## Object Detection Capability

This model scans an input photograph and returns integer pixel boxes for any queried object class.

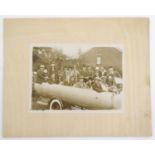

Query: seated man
[86,77,93,89]
[92,77,103,93]
[73,77,87,89]
[106,75,118,93]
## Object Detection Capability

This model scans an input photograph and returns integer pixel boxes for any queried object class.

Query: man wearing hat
[86,77,93,89]
[37,64,46,83]
[73,76,87,89]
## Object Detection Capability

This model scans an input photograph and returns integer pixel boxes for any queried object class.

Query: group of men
[33,63,122,93]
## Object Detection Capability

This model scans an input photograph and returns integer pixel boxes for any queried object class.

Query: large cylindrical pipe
[34,83,122,110]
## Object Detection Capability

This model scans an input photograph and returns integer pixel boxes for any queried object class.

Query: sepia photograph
[31,44,123,111]
[3,18,151,137]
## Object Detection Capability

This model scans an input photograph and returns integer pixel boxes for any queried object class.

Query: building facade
[79,47,122,72]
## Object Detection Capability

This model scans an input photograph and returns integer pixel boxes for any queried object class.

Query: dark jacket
[92,81,103,93]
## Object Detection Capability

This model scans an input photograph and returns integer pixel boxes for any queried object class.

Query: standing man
[37,65,46,84]
[71,65,80,83]
[48,63,57,84]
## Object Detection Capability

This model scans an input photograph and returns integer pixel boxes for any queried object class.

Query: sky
[48,44,93,58]
[35,44,123,58]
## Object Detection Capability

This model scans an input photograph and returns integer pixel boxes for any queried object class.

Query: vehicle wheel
[49,98,63,110]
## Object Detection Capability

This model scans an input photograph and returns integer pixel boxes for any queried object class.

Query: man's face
[101,67,105,71]
[83,67,86,71]
[95,79,99,83]
[40,67,44,71]
[109,68,114,74]
[88,67,91,70]
[80,78,83,82]
[88,79,92,83]
[74,65,76,69]
[108,76,113,81]
[95,72,99,76]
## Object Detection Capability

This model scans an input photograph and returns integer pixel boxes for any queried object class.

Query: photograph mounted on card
[3,18,151,137]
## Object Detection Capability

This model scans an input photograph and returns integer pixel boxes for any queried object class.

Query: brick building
[79,47,122,72]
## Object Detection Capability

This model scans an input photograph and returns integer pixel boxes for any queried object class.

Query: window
[96,56,101,65]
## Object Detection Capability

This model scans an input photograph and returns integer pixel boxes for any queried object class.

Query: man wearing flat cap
[73,76,87,89]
